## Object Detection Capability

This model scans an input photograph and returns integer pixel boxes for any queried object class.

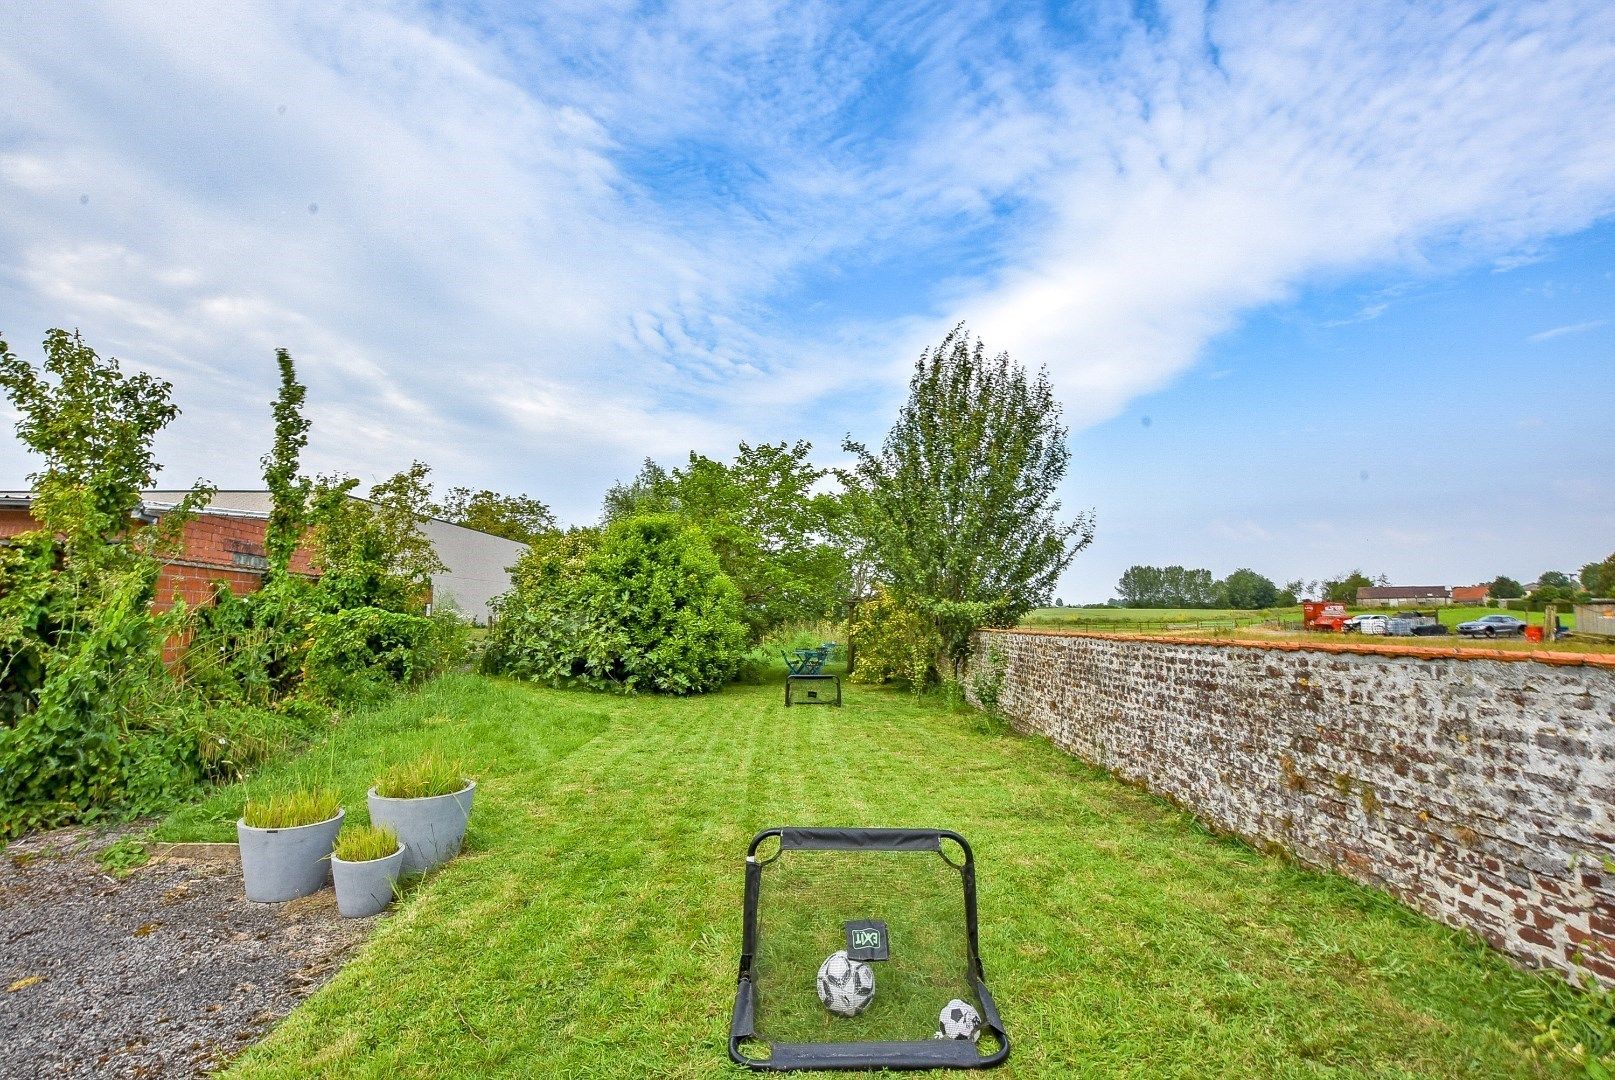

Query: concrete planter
[367,780,475,874]
[331,844,406,918]
[237,808,344,902]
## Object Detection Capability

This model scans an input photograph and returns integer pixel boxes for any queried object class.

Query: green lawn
[161,673,1587,1078]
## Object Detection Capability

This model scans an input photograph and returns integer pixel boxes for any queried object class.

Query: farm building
[0,488,525,624]
[1357,585,1451,607]
[1449,585,1489,604]
[1574,600,1615,639]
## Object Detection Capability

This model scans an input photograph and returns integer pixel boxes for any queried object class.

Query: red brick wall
[0,508,35,538]
[972,629,1615,986]
[1,506,318,608]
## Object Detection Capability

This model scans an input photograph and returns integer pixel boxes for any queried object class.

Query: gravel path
[0,826,374,1078]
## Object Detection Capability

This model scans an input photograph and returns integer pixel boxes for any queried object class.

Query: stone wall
[972,629,1615,984]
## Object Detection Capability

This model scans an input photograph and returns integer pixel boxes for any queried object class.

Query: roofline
[8,488,528,544]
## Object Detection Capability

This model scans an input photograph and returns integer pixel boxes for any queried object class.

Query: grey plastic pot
[367,780,475,874]
[237,808,344,903]
[331,844,406,918]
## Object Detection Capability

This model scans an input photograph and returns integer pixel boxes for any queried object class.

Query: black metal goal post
[729,827,1010,1071]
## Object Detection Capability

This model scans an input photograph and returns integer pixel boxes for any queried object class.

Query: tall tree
[310,462,445,613]
[842,324,1094,673]
[261,349,314,580]
[1117,565,1168,607]
[1487,575,1525,600]
[601,459,677,523]
[1324,570,1375,603]
[1580,555,1615,597]
[668,441,848,639]
[1220,568,1280,609]
[436,487,555,544]
[0,329,209,553]
[1537,569,1575,590]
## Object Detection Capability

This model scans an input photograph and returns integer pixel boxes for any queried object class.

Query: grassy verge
[171,673,1588,1078]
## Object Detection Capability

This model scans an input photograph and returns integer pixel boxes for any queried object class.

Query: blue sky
[2,1,1612,600]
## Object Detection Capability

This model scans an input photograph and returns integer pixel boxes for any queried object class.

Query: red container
[1524,626,1544,643]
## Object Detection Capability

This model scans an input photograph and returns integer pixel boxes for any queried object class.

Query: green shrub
[305,606,469,705]
[375,752,468,798]
[847,587,939,690]
[333,824,400,862]
[486,515,748,694]
[242,788,340,828]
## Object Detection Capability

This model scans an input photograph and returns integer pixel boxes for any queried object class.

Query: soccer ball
[816,950,875,1017]
[934,998,982,1042]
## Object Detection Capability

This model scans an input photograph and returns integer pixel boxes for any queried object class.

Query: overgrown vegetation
[0,332,467,836]
[484,515,748,694]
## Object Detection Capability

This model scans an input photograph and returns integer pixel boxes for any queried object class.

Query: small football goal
[728,827,1010,1071]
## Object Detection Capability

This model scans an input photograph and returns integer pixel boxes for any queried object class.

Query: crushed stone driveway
[0,825,373,1078]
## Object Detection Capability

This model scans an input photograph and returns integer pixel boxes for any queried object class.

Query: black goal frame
[729,827,1011,1071]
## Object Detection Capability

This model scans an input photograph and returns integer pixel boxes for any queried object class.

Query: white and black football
[934,998,982,1042]
[815,950,876,1017]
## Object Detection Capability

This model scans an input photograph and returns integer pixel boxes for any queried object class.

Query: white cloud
[2,0,1614,527]
[1528,319,1608,343]
[953,2,1615,423]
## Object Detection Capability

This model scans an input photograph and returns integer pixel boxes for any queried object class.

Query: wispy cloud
[1528,319,1608,343]
[2,1,1614,522]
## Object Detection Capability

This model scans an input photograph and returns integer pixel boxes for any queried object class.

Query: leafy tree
[668,441,848,639]
[485,516,746,694]
[1324,570,1376,603]
[1,329,209,552]
[435,487,555,544]
[1487,575,1525,600]
[1580,555,1615,597]
[310,462,446,614]
[601,459,677,522]
[0,330,211,833]
[1117,565,1167,607]
[1537,569,1575,590]
[262,349,314,579]
[841,325,1093,676]
[1116,564,1219,608]
[1220,568,1280,610]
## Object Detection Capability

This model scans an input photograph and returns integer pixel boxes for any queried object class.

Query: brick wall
[971,629,1615,985]
[0,508,35,538]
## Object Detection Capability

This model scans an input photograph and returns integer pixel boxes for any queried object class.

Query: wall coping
[981,626,1615,669]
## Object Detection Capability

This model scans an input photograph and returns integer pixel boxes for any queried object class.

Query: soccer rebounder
[728,827,1010,1071]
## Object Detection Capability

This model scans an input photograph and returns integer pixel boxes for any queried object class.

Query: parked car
[1457,614,1528,638]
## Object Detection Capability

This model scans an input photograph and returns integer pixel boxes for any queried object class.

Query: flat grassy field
[1022,606,1615,654]
[161,673,1593,1078]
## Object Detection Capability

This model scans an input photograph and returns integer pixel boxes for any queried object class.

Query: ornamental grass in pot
[331,824,406,918]
[367,753,475,874]
[238,790,343,902]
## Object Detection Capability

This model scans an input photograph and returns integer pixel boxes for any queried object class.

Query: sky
[1,0,1612,601]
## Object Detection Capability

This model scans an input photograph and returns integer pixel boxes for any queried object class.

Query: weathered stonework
[971,629,1615,984]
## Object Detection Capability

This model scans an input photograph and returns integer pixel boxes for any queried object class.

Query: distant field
[1021,604,1615,652]
[1022,606,1299,630]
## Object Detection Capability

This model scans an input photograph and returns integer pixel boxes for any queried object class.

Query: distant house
[1449,585,1489,605]
[1356,585,1450,607]
[0,488,525,624]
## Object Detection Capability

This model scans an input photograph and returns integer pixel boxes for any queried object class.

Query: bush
[847,587,940,690]
[305,606,469,705]
[486,515,748,694]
